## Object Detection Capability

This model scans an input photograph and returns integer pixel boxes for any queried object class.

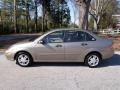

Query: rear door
[64,30,95,62]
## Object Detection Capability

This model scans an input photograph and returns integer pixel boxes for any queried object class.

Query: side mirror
[92,38,96,41]
[38,40,46,44]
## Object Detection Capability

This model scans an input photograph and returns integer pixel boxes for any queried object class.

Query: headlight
[6,45,17,53]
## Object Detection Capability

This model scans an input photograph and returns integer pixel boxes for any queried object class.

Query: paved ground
[0,52,120,90]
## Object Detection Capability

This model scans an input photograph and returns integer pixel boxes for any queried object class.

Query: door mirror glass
[92,38,95,41]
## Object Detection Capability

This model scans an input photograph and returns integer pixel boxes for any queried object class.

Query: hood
[6,41,34,53]
[10,41,33,49]
[14,41,32,45]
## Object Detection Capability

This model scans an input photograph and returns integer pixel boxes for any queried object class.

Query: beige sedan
[5,29,114,68]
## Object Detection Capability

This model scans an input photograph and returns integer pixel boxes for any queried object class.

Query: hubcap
[88,55,99,67]
[18,54,30,66]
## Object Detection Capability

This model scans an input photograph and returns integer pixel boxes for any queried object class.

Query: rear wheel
[85,53,101,68]
[16,52,33,67]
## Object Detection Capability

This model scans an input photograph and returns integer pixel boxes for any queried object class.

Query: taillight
[108,44,113,49]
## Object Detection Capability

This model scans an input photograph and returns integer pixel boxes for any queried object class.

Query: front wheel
[85,53,101,68]
[16,52,33,67]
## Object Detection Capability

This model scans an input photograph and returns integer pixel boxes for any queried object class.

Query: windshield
[29,36,40,41]
[30,31,50,42]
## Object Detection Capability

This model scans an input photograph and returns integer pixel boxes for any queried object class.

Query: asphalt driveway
[0,52,120,90]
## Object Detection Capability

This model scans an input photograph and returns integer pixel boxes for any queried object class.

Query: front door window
[43,31,64,43]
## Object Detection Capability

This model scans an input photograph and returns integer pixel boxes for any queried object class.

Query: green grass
[0,45,4,49]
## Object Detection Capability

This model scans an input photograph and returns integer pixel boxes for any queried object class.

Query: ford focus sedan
[5,29,114,68]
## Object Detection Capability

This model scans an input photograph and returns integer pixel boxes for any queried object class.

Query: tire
[85,53,101,68]
[15,52,33,67]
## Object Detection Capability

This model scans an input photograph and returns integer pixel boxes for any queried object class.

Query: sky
[68,1,76,23]
[66,1,79,25]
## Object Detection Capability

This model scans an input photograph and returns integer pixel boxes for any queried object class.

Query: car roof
[50,28,86,32]
[34,28,101,43]
[49,28,100,39]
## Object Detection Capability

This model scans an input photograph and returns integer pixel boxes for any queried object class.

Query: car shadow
[31,54,120,68]
[100,54,120,67]
[32,62,85,67]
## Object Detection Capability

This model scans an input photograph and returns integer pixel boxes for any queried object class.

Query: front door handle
[56,44,62,47]
[81,43,88,46]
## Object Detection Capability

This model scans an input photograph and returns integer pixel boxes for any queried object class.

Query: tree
[34,0,38,32]
[25,0,29,33]
[0,0,15,33]
[32,0,42,32]
[98,13,115,29]
[14,0,17,33]
[18,0,34,33]
[42,0,70,31]
[89,0,117,30]
[75,0,91,30]
[52,0,70,28]
[0,0,71,34]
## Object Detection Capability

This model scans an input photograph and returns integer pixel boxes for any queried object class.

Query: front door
[35,31,65,61]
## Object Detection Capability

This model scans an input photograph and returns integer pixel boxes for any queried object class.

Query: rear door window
[65,30,96,42]
[65,31,86,42]
[85,32,96,41]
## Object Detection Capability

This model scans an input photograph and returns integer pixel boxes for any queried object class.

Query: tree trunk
[25,0,29,33]
[79,5,85,29]
[94,19,98,30]
[82,5,89,29]
[84,0,91,30]
[93,15,100,30]
[79,0,91,30]
[34,0,38,33]
[0,10,3,33]
[14,0,17,33]
[93,0,99,30]
[42,0,46,32]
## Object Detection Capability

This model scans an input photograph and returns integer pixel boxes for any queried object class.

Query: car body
[5,29,114,67]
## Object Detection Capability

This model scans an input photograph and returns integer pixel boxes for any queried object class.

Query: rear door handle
[81,43,88,46]
[56,44,62,47]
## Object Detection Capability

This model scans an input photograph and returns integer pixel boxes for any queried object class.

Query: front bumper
[5,51,14,61]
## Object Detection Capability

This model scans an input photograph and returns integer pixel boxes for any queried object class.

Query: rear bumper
[102,48,114,60]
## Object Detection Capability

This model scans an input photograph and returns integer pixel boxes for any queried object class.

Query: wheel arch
[14,51,33,60]
[84,51,102,62]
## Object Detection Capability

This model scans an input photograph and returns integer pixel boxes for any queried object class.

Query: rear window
[85,32,96,41]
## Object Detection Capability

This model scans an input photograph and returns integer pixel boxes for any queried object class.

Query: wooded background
[0,0,119,34]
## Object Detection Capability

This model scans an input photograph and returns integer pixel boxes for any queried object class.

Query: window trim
[42,30,65,44]
[64,30,96,43]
